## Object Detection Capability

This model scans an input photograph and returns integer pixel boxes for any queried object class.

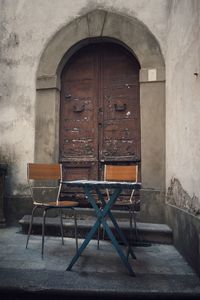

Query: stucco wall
[166,0,200,209]
[0,0,168,196]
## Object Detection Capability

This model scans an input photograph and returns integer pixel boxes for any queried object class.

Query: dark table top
[62,180,141,190]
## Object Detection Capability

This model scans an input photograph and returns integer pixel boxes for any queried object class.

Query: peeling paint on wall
[166,178,200,215]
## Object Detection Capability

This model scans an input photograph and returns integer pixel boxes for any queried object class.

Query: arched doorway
[59,42,141,184]
[35,10,165,221]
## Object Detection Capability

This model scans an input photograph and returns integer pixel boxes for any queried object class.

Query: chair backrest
[27,163,62,203]
[104,164,138,182]
[28,163,62,181]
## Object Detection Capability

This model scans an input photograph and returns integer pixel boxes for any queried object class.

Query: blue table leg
[66,185,136,276]
[95,188,136,259]
[66,217,101,271]
[88,187,135,276]
[100,215,135,276]
[66,186,105,271]
[107,211,136,259]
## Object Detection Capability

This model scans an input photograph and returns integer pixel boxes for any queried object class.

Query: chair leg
[129,207,133,245]
[97,212,107,250]
[60,209,64,245]
[97,226,100,250]
[102,225,106,240]
[133,212,139,241]
[73,209,78,252]
[97,210,105,250]
[42,208,47,259]
[26,205,38,249]
[97,206,102,250]
[97,224,106,250]
[126,207,135,260]
[129,206,139,241]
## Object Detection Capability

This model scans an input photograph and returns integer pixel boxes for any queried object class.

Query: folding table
[63,180,141,276]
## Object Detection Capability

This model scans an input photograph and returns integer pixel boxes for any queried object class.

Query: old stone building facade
[0,0,200,273]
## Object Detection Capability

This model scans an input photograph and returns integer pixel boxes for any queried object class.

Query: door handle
[65,94,71,99]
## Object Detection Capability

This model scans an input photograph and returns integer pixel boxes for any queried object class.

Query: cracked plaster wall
[167,178,200,215]
[166,0,200,213]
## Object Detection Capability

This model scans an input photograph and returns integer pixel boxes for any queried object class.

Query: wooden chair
[26,163,79,258]
[98,164,140,249]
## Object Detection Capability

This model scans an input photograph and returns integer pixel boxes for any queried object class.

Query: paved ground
[0,226,200,299]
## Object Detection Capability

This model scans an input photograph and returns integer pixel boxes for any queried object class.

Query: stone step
[19,208,173,245]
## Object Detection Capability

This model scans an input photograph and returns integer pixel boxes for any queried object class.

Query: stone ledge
[19,212,173,245]
[166,203,200,276]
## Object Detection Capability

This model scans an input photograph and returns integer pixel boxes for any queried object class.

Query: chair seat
[34,200,79,208]
[27,163,79,258]
[114,200,140,212]
[114,201,134,206]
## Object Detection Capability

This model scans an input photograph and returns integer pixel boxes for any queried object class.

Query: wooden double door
[60,42,141,190]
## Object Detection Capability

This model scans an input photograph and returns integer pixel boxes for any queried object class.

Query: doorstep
[19,208,173,244]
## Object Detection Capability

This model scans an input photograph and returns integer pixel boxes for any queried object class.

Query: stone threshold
[19,208,173,244]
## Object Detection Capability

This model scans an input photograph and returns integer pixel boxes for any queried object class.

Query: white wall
[166,0,200,200]
[0,0,168,195]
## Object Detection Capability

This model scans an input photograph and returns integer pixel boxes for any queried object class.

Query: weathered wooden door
[60,43,140,201]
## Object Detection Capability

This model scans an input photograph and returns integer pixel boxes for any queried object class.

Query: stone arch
[35,10,165,200]
[37,10,164,79]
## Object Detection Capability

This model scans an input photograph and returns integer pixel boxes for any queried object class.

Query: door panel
[60,43,140,204]
[100,44,140,163]
[60,46,99,183]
